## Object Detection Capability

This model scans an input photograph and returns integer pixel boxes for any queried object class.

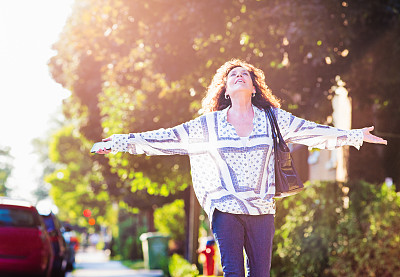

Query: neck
[229,96,253,115]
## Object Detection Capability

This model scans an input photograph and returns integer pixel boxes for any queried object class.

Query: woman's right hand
[95,137,112,154]
[362,126,387,145]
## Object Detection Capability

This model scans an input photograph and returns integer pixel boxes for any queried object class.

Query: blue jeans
[211,210,275,277]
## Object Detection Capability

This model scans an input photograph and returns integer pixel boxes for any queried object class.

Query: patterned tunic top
[111,106,363,222]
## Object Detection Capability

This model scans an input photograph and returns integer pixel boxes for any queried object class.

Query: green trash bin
[140,232,170,270]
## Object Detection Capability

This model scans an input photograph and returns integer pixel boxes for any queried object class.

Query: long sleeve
[111,122,191,155]
[274,108,364,150]
[105,106,365,222]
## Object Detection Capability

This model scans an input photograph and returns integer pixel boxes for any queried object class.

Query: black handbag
[266,107,304,198]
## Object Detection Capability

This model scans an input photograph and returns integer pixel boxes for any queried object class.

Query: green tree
[31,137,54,202]
[31,110,67,203]
[0,146,13,196]
[45,125,114,227]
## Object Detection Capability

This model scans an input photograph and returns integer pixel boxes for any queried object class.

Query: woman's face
[225,66,255,98]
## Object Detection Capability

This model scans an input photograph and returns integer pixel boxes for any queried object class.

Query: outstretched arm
[95,124,190,156]
[93,118,202,155]
[362,126,387,145]
[275,108,387,150]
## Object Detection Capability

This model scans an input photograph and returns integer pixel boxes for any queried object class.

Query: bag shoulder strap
[266,107,284,141]
[266,107,289,151]
[266,107,277,140]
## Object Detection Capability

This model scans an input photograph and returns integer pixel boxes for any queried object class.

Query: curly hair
[201,58,281,113]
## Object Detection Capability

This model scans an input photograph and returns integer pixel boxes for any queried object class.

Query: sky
[0,0,74,203]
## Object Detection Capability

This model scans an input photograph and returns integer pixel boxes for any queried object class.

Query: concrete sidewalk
[67,247,164,277]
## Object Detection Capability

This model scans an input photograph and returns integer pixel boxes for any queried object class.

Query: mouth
[235,79,245,84]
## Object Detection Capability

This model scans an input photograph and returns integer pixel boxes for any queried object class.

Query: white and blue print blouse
[111,106,363,222]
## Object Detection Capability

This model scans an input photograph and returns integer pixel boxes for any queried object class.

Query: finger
[369,126,374,132]
[375,135,387,145]
[102,137,112,142]
[363,126,374,134]
[368,136,387,145]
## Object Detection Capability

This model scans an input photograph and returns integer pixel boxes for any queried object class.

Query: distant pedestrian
[95,58,386,276]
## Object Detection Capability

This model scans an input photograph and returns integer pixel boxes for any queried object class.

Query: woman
[96,59,386,276]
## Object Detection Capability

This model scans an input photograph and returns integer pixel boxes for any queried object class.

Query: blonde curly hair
[201,58,281,113]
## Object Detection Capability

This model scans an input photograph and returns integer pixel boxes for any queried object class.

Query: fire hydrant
[199,239,216,276]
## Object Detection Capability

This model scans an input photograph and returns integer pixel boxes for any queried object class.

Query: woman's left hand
[362,126,387,145]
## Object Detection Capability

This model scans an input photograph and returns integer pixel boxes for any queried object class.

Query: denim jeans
[211,209,275,277]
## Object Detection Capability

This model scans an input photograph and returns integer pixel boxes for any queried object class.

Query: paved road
[66,247,164,277]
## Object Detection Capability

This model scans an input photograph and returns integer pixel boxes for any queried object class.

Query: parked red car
[40,212,68,277]
[0,197,54,277]
[62,224,78,271]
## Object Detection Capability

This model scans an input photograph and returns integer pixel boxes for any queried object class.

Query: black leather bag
[266,107,304,198]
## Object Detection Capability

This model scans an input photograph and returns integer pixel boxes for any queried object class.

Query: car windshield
[0,207,39,228]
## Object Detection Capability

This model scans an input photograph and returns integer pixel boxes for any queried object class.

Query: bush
[272,181,343,277]
[154,199,186,242]
[328,181,400,276]
[169,254,199,277]
[271,181,400,277]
